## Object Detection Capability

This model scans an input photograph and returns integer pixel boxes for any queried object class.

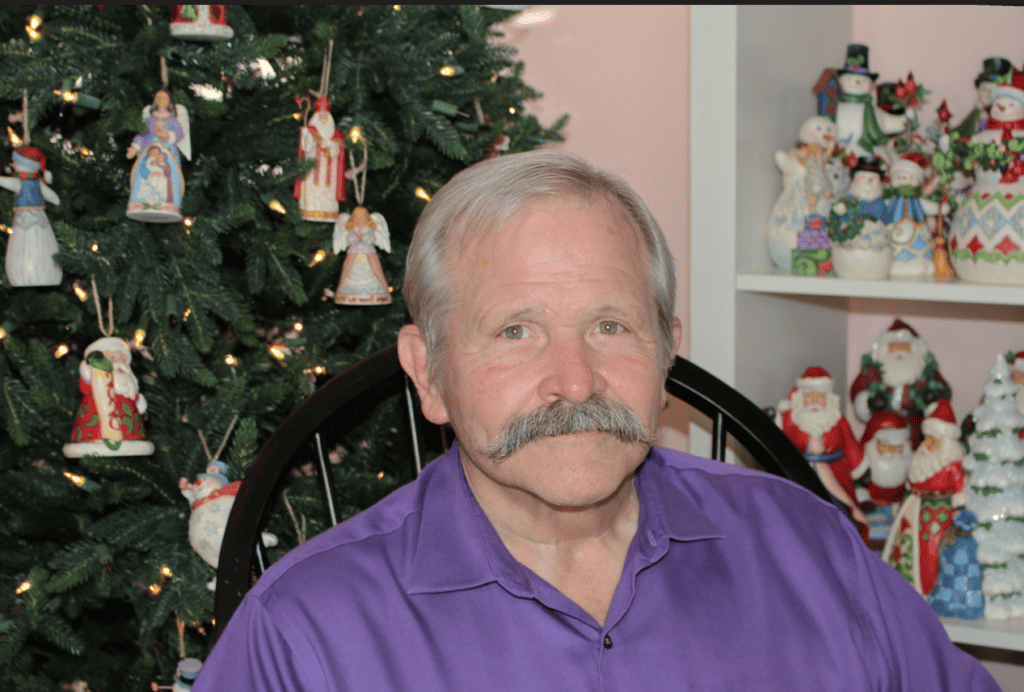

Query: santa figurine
[834,44,908,159]
[1011,350,1024,416]
[294,96,346,222]
[775,366,867,529]
[851,411,911,508]
[850,318,951,448]
[169,6,234,42]
[884,152,949,277]
[64,337,154,458]
[882,399,966,598]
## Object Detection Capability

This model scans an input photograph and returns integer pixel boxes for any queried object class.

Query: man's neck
[461,455,640,626]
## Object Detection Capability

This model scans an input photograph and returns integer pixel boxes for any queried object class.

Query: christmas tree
[0,6,565,690]
[963,354,1024,619]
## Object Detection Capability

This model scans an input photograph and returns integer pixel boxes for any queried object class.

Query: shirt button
[603,635,613,649]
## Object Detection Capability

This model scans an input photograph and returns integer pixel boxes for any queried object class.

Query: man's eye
[502,325,528,340]
[597,320,623,335]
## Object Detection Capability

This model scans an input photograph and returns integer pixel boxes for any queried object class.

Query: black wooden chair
[213,346,829,638]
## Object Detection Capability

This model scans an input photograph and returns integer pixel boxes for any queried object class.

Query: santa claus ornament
[774,366,867,533]
[851,412,911,547]
[169,6,233,41]
[881,399,966,599]
[64,337,154,457]
[850,318,951,449]
[294,40,346,222]
[327,140,392,305]
[948,66,1024,285]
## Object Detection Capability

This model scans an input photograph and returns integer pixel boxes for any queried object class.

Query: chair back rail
[214,350,830,637]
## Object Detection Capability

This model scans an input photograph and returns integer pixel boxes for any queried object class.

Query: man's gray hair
[403,149,677,387]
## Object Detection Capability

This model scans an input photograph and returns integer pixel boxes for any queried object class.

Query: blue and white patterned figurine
[928,510,985,620]
[1,145,62,286]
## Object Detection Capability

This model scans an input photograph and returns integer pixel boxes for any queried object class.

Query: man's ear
[397,324,451,425]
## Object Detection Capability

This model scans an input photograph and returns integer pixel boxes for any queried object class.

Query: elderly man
[195,151,996,691]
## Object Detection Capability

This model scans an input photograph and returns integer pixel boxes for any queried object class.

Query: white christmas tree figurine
[964,354,1024,619]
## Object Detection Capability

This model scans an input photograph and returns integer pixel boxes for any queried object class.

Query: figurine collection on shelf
[776,319,1024,621]
[767,44,1024,285]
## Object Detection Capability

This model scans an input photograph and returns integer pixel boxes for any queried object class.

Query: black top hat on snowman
[851,155,885,177]
[837,44,879,82]
[976,56,1013,87]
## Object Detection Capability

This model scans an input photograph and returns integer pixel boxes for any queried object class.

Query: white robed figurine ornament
[294,40,346,222]
[329,140,391,304]
[2,145,62,286]
[126,89,191,223]
[64,337,154,457]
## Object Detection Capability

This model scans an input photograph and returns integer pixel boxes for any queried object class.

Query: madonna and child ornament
[126,89,191,223]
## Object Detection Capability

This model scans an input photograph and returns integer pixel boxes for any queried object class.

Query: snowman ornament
[179,461,277,591]
[834,44,907,160]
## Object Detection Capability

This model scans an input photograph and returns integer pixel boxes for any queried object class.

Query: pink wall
[849,6,1024,430]
[498,6,691,447]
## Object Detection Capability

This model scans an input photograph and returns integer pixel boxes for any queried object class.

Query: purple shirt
[196,444,997,691]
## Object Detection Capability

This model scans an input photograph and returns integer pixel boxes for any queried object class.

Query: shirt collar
[406,444,724,595]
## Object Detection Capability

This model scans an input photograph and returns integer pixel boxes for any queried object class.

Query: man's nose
[539,333,604,404]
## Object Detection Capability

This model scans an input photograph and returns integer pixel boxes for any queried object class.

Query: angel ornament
[126,89,191,223]
[328,142,391,305]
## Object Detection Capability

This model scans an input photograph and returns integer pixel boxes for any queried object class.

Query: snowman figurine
[885,152,947,277]
[151,657,204,692]
[767,116,841,271]
[179,461,277,591]
[834,44,908,160]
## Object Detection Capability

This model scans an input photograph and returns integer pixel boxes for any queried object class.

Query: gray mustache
[482,395,659,461]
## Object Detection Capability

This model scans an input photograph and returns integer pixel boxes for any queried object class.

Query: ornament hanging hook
[90,275,115,338]
[346,138,369,206]
[319,39,334,96]
[140,6,168,88]
[196,414,240,464]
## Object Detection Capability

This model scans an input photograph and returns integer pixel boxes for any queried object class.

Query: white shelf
[737,271,1024,306]
[942,616,1024,651]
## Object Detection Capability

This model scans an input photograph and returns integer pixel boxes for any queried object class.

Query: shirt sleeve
[842,517,1000,691]
[193,594,324,692]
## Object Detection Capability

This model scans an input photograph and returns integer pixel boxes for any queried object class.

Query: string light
[73,285,88,301]
[7,126,22,146]
[314,365,326,375]
[508,107,516,114]
[309,250,326,266]
[269,345,286,360]
[148,583,162,596]
[182,308,191,322]
[292,112,302,120]
[91,244,99,252]
[63,471,85,487]
[79,146,93,156]
[376,471,385,479]
[269,200,286,214]
[393,5,401,10]
[0,328,6,340]
[0,224,10,235]
[160,565,174,578]
[293,322,303,332]
[224,354,238,366]
[15,581,31,595]
[183,217,194,228]
[54,89,78,103]
[439,66,455,77]
[133,329,146,347]
[25,15,41,41]
[54,344,69,358]
[415,187,431,202]
[349,126,362,143]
